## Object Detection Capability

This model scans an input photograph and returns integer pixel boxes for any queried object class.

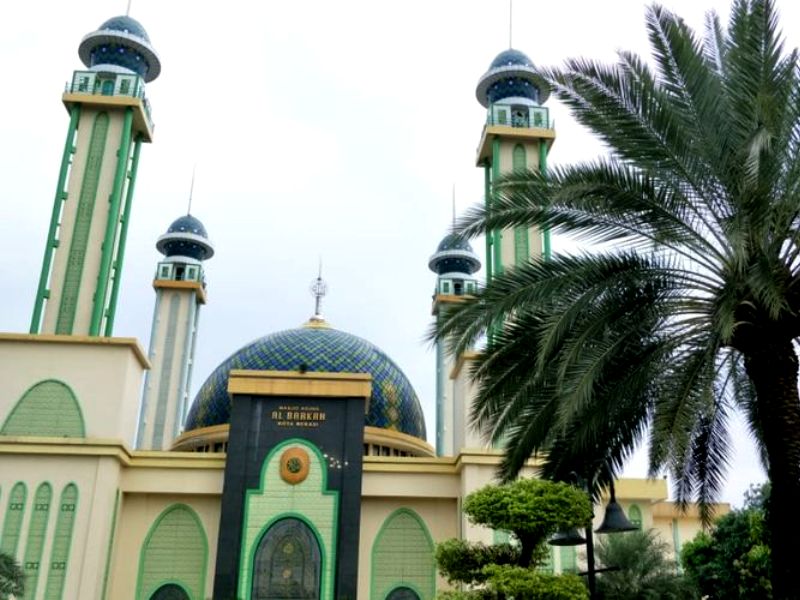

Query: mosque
[0,13,721,600]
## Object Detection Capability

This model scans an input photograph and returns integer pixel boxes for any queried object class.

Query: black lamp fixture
[595,482,638,534]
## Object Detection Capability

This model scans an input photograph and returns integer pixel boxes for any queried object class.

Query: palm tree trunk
[744,342,800,600]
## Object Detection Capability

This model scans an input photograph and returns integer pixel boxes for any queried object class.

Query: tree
[594,530,694,600]
[436,479,592,598]
[434,1,800,596]
[681,484,771,598]
[0,552,24,600]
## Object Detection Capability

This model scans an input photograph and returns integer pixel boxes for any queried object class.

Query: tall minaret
[429,234,481,456]
[30,16,161,336]
[137,215,214,450]
[475,49,554,281]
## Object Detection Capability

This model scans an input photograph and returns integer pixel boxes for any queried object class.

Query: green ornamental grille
[44,484,79,600]
[0,482,27,557]
[24,483,53,599]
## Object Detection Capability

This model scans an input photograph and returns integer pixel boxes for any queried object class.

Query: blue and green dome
[429,233,481,275]
[156,214,214,261]
[78,15,161,82]
[184,322,427,440]
[476,47,549,107]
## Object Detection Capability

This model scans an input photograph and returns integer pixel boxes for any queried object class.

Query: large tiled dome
[184,321,427,440]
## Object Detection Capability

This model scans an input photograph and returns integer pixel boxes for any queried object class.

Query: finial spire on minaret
[126,0,133,16]
[452,184,457,228]
[509,0,513,48]
[187,165,196,215]
[309,259,328,322]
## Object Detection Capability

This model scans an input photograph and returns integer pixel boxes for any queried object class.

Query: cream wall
[0,335,147,445]
[0,451,121,599]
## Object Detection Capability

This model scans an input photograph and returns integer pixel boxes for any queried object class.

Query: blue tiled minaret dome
[78,15,161,81]
[156,215,214,261]
[184,321,427,439]
[476,48,549,107]
[428,233,481,276]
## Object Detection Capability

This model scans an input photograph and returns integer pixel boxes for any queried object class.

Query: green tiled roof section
[56,111,109,334]
[1,380,85,438]
[1,483,26,557]
[23,483,53,599]
[44,484,79,600]
[136,504,208,600]
[371,509,436,600]
[240,439,337,600]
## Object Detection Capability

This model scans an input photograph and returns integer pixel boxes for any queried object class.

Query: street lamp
[549,480,637,599]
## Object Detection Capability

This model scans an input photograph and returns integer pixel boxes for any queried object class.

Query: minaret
[429,234,481,456]
[137,215,214,450]
[475,49,554,281]
[30,16,161,336]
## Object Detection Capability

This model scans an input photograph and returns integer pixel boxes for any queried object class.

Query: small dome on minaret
[78,15,161,82]
[428,234,481,276]
[156,215,214,261]
[476,48,548,107]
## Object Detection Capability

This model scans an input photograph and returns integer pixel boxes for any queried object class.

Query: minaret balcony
[62,70,154,141]
[476,103,556,165]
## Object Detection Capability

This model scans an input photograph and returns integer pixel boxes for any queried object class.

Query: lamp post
[549,480,637,599]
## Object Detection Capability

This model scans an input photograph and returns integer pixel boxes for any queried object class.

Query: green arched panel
[136,504,208,600]
[1,380,85,437]
[371,508,435,600]
[24,483,53,599]
[628,504,643,529]
[559,546,577,573]
[44,483,79,599]
[1,482,26,556]
[512,144,526,172]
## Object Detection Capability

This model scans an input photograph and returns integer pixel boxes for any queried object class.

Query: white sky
[2,0,796,507]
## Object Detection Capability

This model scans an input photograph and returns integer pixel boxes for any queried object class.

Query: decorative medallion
[280,447,310,485]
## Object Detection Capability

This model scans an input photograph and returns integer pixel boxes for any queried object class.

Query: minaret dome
[428,234,481,277]
[476,48,548,107]
[156,215,215,262]
[78,15,161,82]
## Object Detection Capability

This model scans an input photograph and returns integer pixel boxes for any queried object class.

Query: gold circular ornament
[280,447,310,485]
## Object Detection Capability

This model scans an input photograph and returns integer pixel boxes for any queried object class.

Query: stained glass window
[252,518,321,599]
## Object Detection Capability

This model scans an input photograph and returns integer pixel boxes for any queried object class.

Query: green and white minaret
[30,15,161,336]
[137,214,214,450]
[476,49,554,279]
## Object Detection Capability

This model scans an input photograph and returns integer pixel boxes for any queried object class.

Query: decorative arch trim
[1,379,85,438]
[370,508,436,600]
[44,482,79,600]
[0,482,27,557]
[136,503,208,600]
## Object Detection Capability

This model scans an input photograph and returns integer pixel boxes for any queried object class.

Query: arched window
[150,583,190,600]
[512,144,527,172]
[252,517,321,600]
[386,587,421,600]
[628,504,643,529]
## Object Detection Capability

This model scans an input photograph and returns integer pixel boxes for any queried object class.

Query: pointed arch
[136,504,208,600]
[371,508,435,600]
[628,504,643,529]
[23,482,53,599]
[512,144,527,172]
[0,482,27,557]
[44,483,79,599]
[1,380,85,437]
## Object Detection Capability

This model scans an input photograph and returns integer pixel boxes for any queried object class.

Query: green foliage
[594,530,694,600]
[0,552,24,600]
[436,539,520,585]
[432,0,800,595]
[681,484,771,599]
[464,479,592,565]
[483,566,588,600]
[435,567,588,600]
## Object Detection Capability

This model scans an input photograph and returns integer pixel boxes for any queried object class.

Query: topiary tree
[436,478,592,598]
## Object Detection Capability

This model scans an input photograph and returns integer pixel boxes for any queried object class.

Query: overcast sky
[3,0,798,507]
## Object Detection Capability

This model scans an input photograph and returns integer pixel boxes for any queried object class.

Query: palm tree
[0,551,24,600]
[594,530,694,600]
[434,0,800,597]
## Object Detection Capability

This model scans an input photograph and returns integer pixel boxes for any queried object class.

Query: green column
[104,136,142,336]
[491,138,503,276]
[539,141,551,261]
[31,105,80,333]
[483,163,492,282]
[90,107,133,336]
